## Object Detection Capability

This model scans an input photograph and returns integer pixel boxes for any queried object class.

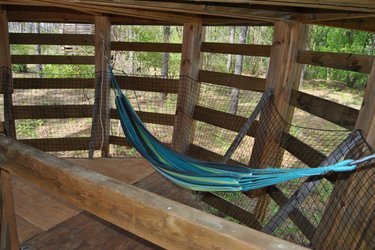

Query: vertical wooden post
[0,169,20,250]
[248,21,307,221]
[90,15,111,158]
[312,59,375,249]
[0,6,16,139]
[172,19,204,153]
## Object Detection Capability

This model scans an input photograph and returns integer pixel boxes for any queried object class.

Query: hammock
[109,69,371,192]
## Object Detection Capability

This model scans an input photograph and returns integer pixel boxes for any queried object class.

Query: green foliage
[16,119,44,138]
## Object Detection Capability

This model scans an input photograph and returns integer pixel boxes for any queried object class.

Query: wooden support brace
[0,169,20,250]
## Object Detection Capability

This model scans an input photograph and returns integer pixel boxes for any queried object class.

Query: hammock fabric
[110,70,359,192]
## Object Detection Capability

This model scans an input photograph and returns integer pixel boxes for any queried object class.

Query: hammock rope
[109,67,374,192]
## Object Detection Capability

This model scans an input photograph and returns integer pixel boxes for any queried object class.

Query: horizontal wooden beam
[193,105,258,136]
[9,33,94,46]
[110,109,175,126]
[109,135,132,147]
[0,137,305,250]
[298,50,374,74]
[18,137,93,151]
[312,17,375,33]
[201,43,271,57]
[290,90,359,130]
[188,143,242,166]
[115,75,179,93]
[13,105,93,119]
[13,78,95,89]
[11,55,95,65]
[112,42,181,53]
[198,70,266,92]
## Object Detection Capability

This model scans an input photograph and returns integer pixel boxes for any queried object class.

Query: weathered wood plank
[298,50,374,74]
[13,105,93,119]
[112,42,181,52]
[115,75,179,93]
[0,169,20,250]
[201,43,271,57]
[110,109,175,126]
[0,137,306,250]
[11,55,95,65]
[18,137,93,152]
[193,105,258,136]
[198,70,266,92]
[109,136,132,147]
[188,143,242,166]
[313,17,375,33]
[9,33,94,46]
[289,90,359,130]
[172,21,203,153]
[13,78,95,89]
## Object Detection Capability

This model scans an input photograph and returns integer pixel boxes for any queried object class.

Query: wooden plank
[110,109,175,126]
[201,192,262,230]
[313,17,375,33]
[172,20,203,153]
[109,135,132,147]
[13,78,95,89]
[0,8,16,138]
[13,105,93,119]
[19,137,93,152]
[115,76,179,93]
[90,15,111,157]
[12,176,80,232]
[198,70,266,92]
[289,90,359,130]
[0,169,20,250]
[11,55,95,65]
[69,158,155,185]
[188,143,243,166]
[201,43,271,57]
[0,137,306,250]
[193,105,258,136]
[249,22,307,221]
[111,42,181,53]
[298,50,374,74]
[9,33,94,46]
[15,215,42,243]
[22,212,160,250]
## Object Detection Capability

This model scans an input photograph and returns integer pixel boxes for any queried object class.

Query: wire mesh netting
[1,67,375,248]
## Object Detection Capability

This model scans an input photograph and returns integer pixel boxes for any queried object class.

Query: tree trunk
[36,23,42,77]
[230,26,248,115]
[128,27,135,74]
[161,26,171,101]
[226,26,235,72]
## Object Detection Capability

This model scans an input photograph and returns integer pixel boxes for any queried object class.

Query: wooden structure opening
[0,1,375,249]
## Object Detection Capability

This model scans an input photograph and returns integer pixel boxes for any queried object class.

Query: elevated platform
[13,158,201,248]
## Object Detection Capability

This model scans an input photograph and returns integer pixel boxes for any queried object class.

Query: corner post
[248,21,308,221]
[90,15,111,158]
[0,6,16,139]
[172,19,204,153]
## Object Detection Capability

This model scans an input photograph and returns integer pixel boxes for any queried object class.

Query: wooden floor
[12,157,202,249]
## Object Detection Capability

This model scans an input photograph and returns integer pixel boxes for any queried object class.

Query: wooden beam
[289,90,359,130]
[0,7,16,139]
[172,20,203,153]
[13,105,93,119]
[109,135,132,147]
[298,51,374,74]
[188,143,242,166]
[201,43,271,57]
[249,22,308,221]
[115,76,179,93]
[110,109,175,126]
[312,17,375,33]
[9,33,94,46]
[19,137,93,151]
[198,70,266,92]
[11,55,95,65]
[90,15,111,157]
[0,136,306,250]
[111,42,181,53]
[0,169,20,250]
[13,78,95,89]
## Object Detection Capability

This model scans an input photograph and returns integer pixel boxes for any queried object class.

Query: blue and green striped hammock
[110,69,368,192]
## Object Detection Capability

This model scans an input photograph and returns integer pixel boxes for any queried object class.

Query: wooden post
[90,15,111,157]
[172,19,204,153]
[0,6,16,139]
[312,58,375,249]
[248,22,308,221]
[0,169,20,250]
